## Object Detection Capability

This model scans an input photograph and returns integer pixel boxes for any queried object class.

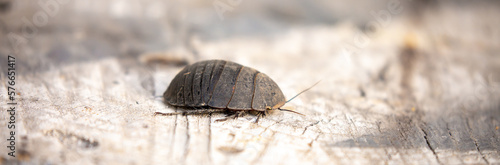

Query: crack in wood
[304,133,322,159]
[44,129,99,149]
[418,125,443,165]
[168,109,178,159]
[301,120,321,135]
[258,120,283,136]
[348,118,359,133]
[344,113,360,146]
[308,134,320,148]
[445,123,458,144]
[183,115,190,164]
[466,118,490,165]
[445,122,465,164]
[207,113,213,163]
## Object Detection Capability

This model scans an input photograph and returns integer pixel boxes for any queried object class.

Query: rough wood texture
[1,0,500,164]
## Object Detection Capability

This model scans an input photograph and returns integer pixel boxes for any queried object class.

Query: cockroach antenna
[285,80,321,103]
[276,80,321,116]
[277,108,305,116]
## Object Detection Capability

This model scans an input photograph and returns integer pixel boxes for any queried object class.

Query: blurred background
[1,0,500,164]
[1,0,499,71]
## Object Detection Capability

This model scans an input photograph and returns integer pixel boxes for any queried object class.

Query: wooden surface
[1,0,500,164]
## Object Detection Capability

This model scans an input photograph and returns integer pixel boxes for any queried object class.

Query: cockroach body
[157,60,309,119]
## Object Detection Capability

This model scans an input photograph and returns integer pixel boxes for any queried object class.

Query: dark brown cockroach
[156,60,315,120]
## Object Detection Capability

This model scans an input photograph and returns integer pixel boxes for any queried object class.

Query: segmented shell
[164,60,286,111]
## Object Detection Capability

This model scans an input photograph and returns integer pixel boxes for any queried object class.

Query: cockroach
[155,60,317,121]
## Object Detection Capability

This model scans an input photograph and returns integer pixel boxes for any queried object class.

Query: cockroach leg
[254,111,267,123]
[215,111,245,122]
[155,109,225,116]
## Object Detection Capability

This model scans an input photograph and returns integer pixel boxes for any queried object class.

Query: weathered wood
[1,0,500,164]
